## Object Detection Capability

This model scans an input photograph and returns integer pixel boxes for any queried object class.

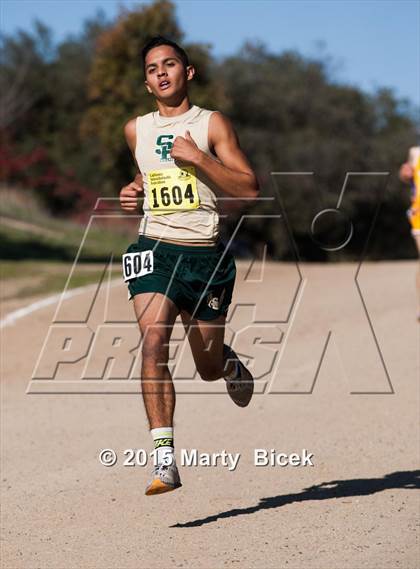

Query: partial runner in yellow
[407,147,420,233]
[399,145,420,321]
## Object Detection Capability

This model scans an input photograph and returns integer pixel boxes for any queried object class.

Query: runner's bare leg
[180,311,234,380]
[133,293,179,428]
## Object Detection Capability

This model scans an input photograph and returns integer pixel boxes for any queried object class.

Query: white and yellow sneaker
[145,462,182,496]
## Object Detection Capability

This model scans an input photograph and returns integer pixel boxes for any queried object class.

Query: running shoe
[145,461,182,496]
[223,344,254,407]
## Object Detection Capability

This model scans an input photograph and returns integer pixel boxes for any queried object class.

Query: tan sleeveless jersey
[135,104,220,244]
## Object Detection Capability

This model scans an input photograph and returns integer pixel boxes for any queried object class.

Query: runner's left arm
[170,112,259,200]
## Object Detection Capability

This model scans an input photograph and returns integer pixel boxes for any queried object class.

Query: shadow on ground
[172,469,420,528]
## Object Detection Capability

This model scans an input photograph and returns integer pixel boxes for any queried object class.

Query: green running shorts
[123,235,236,321]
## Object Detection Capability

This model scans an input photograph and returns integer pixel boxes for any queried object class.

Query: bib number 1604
[151,183,194,208]
[147,166,199,215]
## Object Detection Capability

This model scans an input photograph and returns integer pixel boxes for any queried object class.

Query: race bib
[147,166,199,215]
[122,250,154,282]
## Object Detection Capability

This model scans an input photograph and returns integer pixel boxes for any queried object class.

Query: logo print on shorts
[207,289,225,310]
[155,134,174,162]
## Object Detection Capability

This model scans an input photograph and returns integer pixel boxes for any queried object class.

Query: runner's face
[144,46,192,100]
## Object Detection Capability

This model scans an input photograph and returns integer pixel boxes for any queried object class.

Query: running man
[399,146,420,321]
[119,36,259,495]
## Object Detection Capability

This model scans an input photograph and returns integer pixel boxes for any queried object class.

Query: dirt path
[1,260,419,568]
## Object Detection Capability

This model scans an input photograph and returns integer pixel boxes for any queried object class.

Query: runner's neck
[156,100,192,119]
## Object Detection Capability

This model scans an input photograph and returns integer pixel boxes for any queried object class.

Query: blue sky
[1,0,419,106]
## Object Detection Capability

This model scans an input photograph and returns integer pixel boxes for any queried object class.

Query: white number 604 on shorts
[122,250,154,282]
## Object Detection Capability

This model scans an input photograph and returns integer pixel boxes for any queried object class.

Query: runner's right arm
[120,118,144,212]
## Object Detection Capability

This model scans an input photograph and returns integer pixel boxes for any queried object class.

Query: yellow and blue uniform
[408,146,420,235]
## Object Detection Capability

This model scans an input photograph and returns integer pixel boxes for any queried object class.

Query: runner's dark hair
[141,36,189,75]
